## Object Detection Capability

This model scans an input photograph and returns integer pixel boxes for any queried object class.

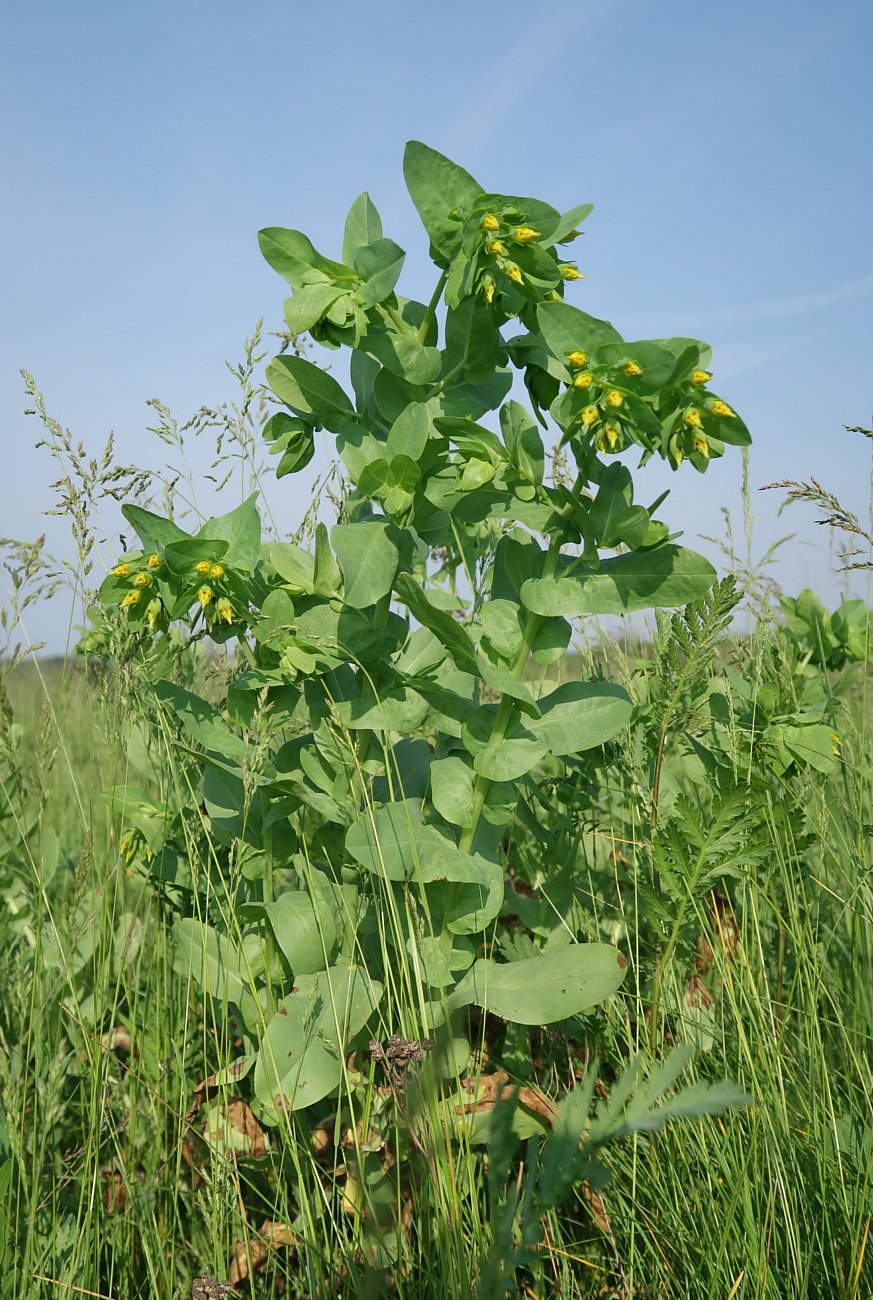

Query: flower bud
[197,585,214,608]
[147,553,161,569]
[683,408,702,428]
[210,563,225,580]
[567,351,588,369]
[573,372,593,390]
[133,572,152,588]
[512,225,541,244]
[692,436,710,460]
[485,239,506,256]
[111,563,130,578]
[481,213,500,232]
[711,400,735,419]
[606,390,624,408]
[194,560,212,576]
[121,591,140,608]
[623,361,643,377]
[581,405,599,427]
[559,264,584,281]
[215,597,234,625]
[506,263,524,285]
[690,369,712,386]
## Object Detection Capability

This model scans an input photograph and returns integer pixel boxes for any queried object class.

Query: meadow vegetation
[0,142,871,1299]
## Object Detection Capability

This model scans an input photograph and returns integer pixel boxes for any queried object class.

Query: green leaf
[254,891,338,975]
[263,542,315,595]
[542,201,594,247]
[346,799,426,881]
[121,503,189,552]
[173,920,247,1004]
[395,572,478,674]
[199,494,261,570]
[477,657,539,713]
[449,944,627,1024]
[253,964,382,1117]
[331,520,399,609]
[386,402,432,461]
[314,523,343,598]
[262,411,316,477]
[354,237,406,308]
[283,283,346,335]
[342,191,383,266]
[783,724,837,774]
[529,682,633,757]
[426,846,504,936]
[154,681,248,759]
[530,615,571,666]
[366,329,442,385]
[443,296,500,384]
[266,355,355,432]
[521,546,716,616]
[403,140,483,257]
[258,227,353,291]
[334,684,430,733]
[480,599,524,662]
[473,733,548,782]
[430,755,475,829]
[536,302,623,364]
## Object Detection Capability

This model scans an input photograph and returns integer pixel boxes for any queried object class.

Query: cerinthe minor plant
[98,141,751,1126]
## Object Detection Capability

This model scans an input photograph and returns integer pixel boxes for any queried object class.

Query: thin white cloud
[623,272,873,336]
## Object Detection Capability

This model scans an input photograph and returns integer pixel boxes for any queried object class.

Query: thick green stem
[417,270,448,344]
[236,632,258,670]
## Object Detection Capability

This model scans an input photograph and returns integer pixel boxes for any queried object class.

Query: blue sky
[3,0,872,652]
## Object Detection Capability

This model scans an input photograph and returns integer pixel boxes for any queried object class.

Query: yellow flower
[210,563,225,580]
[683,408,702,428]
[623,360,643,377]
[690,369,712,386]
[111,563,130,578]
[559,264,584,281]
[215,597,234,625]
[196,585,214,608]
[506,262,524,285]
[606,390,624,408]
[120,591,140,608]
[485,239,506,256]
[194,559,212,576]
[482,275,496,303]
[573,372,593,390]
[512,225,541,244]
[133,571,152,588]
[581,405,599,427]
[481,213,500,232]
[831,732,841,746]
[147,553,161,569]
[692,436,710,460]
[146,599,162,630]
[567,350,588,368]
[711,399,735,419]
[604,424,620,449]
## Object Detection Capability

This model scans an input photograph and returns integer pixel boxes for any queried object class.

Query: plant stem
[417,270,449,344]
